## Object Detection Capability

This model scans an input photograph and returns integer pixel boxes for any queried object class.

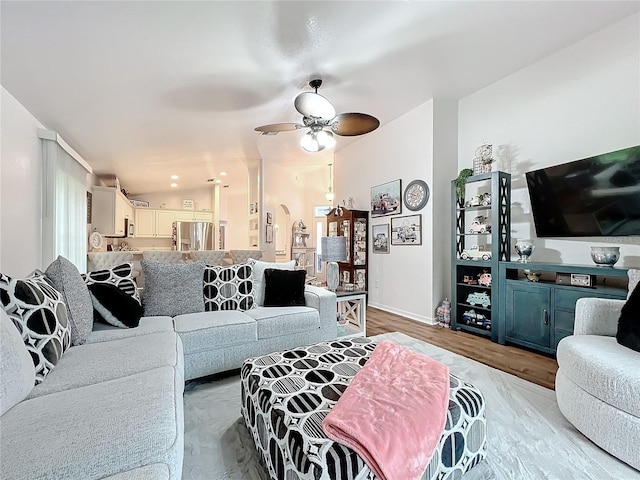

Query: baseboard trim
[367,302,438,326]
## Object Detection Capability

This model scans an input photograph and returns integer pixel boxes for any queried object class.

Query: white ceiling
[2,1,639,195]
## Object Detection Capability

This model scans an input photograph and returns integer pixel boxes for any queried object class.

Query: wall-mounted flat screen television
[526,145,640,237]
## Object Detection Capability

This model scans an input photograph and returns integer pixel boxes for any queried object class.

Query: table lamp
[321,236,347,291]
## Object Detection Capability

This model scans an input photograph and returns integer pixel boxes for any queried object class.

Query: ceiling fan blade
[294,92,336,121]
[254,123,303,133]
[331,113,380,136]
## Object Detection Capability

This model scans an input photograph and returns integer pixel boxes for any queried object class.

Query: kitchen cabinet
[92,186,134,237]
[450,171,511,341]
[174,210,213,222]
[499,262,628,354]
[134,209,175,238]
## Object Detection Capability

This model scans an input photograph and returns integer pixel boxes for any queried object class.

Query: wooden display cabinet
[326,207,368,291]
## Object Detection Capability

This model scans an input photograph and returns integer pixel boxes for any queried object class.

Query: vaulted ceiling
[2,1,638,195]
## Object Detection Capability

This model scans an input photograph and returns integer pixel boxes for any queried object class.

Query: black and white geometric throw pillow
[203,263,255,311]
[0,270,72,384]
[82,262,140,303]
[88,283,143,329]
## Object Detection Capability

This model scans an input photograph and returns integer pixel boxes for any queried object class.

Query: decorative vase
[515,240,535,263]
[590,246,620,267]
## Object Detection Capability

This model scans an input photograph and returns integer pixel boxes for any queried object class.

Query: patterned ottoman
[240,337,487,480]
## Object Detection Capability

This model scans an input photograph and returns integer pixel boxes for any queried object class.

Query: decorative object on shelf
[254,78,379,153]
[372,224,390,254]
[478,271,492,287]
[321,236,347,291]
[343,283,355,292]
[182,199,195,210]
[129,199,149,207]
[590,246,620,266]
[465,193,491,208]
[454,169,474,200]
[403,179,430,211]
[472,144,495,175]
[89,231,104,252]
[292,220,310,247]
[463,275,478,285]
[460,245,491,261]
[391,214,422,245]
[570,273,595,287]
[266,225,273,243]
[370,179,402,217]
[524,269,541,282]
[466,291,491,308]
[515,240,535,263]
[468,216,491,234]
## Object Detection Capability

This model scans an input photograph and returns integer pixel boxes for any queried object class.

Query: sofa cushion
[28,331,182,398]
[0,270,71,384]
[89,283,143,328]
[245,306,320,339]
[263,268,306,307]
[557,334,640,417]
[617,280,640,352]
[203,263,255,311]
[0,366,184,480]
[248,259,295,307]
[142,259,206,317]
[45,255,94,345]
[0,309,35,415]
[173,311,257,351]
[86,316,175,343]
[101,464,170,480]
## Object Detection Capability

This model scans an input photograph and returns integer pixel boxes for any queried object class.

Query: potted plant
[454,168,474,200]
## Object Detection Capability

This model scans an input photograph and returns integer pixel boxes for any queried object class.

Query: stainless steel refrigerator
[173,221,214,251]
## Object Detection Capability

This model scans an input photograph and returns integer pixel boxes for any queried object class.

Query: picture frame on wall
[391,214,422,245]
[314,205,333,217]
[372,224,390,254]
[371,179,402,217]
[266,224,273,243]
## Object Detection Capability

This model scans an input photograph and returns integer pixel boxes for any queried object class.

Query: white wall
[336,99,457,323]
[1,87,45,277]
[459,13,640,267]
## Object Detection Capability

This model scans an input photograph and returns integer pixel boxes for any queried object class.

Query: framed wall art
[370,179,402,217]
[372,224,390,254]
[391,214,422,245]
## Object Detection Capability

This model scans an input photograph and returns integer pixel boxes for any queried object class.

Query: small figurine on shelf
[473,144,495,175]
[478,271,492,287]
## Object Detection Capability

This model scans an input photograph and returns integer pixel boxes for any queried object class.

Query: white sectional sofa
[0,257,337,479]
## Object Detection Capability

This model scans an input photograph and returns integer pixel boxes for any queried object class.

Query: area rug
[182,332,639,480]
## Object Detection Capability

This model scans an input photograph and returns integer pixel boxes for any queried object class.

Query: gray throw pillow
[45,255,94,345]
[248,259,296,307]
[141,259,206,317]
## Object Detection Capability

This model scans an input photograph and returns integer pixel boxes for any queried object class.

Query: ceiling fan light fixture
[300,131,323,152]
[317,130,336,149]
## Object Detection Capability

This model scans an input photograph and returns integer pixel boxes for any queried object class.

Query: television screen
[526,145,640,237]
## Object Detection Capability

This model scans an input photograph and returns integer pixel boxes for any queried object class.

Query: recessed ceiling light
[171,183,178,188]
[171,175,179,180]
[219,171,227,176]
[215,179,222,184]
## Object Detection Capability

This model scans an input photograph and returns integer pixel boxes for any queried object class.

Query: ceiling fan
[254,79,380,152]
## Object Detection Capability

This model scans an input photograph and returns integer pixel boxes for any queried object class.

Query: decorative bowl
[590,246,620,267]
[515,240,535,263]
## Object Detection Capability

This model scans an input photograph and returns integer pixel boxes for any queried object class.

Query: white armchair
[556,296,640,470]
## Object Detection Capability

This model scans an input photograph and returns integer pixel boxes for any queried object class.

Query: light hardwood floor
[367,306,559,390]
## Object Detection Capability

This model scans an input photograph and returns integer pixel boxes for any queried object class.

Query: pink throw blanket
[322,341,450,480]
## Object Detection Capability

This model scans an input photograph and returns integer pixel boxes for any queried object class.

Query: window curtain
[40,131,91,272]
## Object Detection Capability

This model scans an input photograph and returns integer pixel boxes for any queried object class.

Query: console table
[335,289,367,339]
[497,262,628,354]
